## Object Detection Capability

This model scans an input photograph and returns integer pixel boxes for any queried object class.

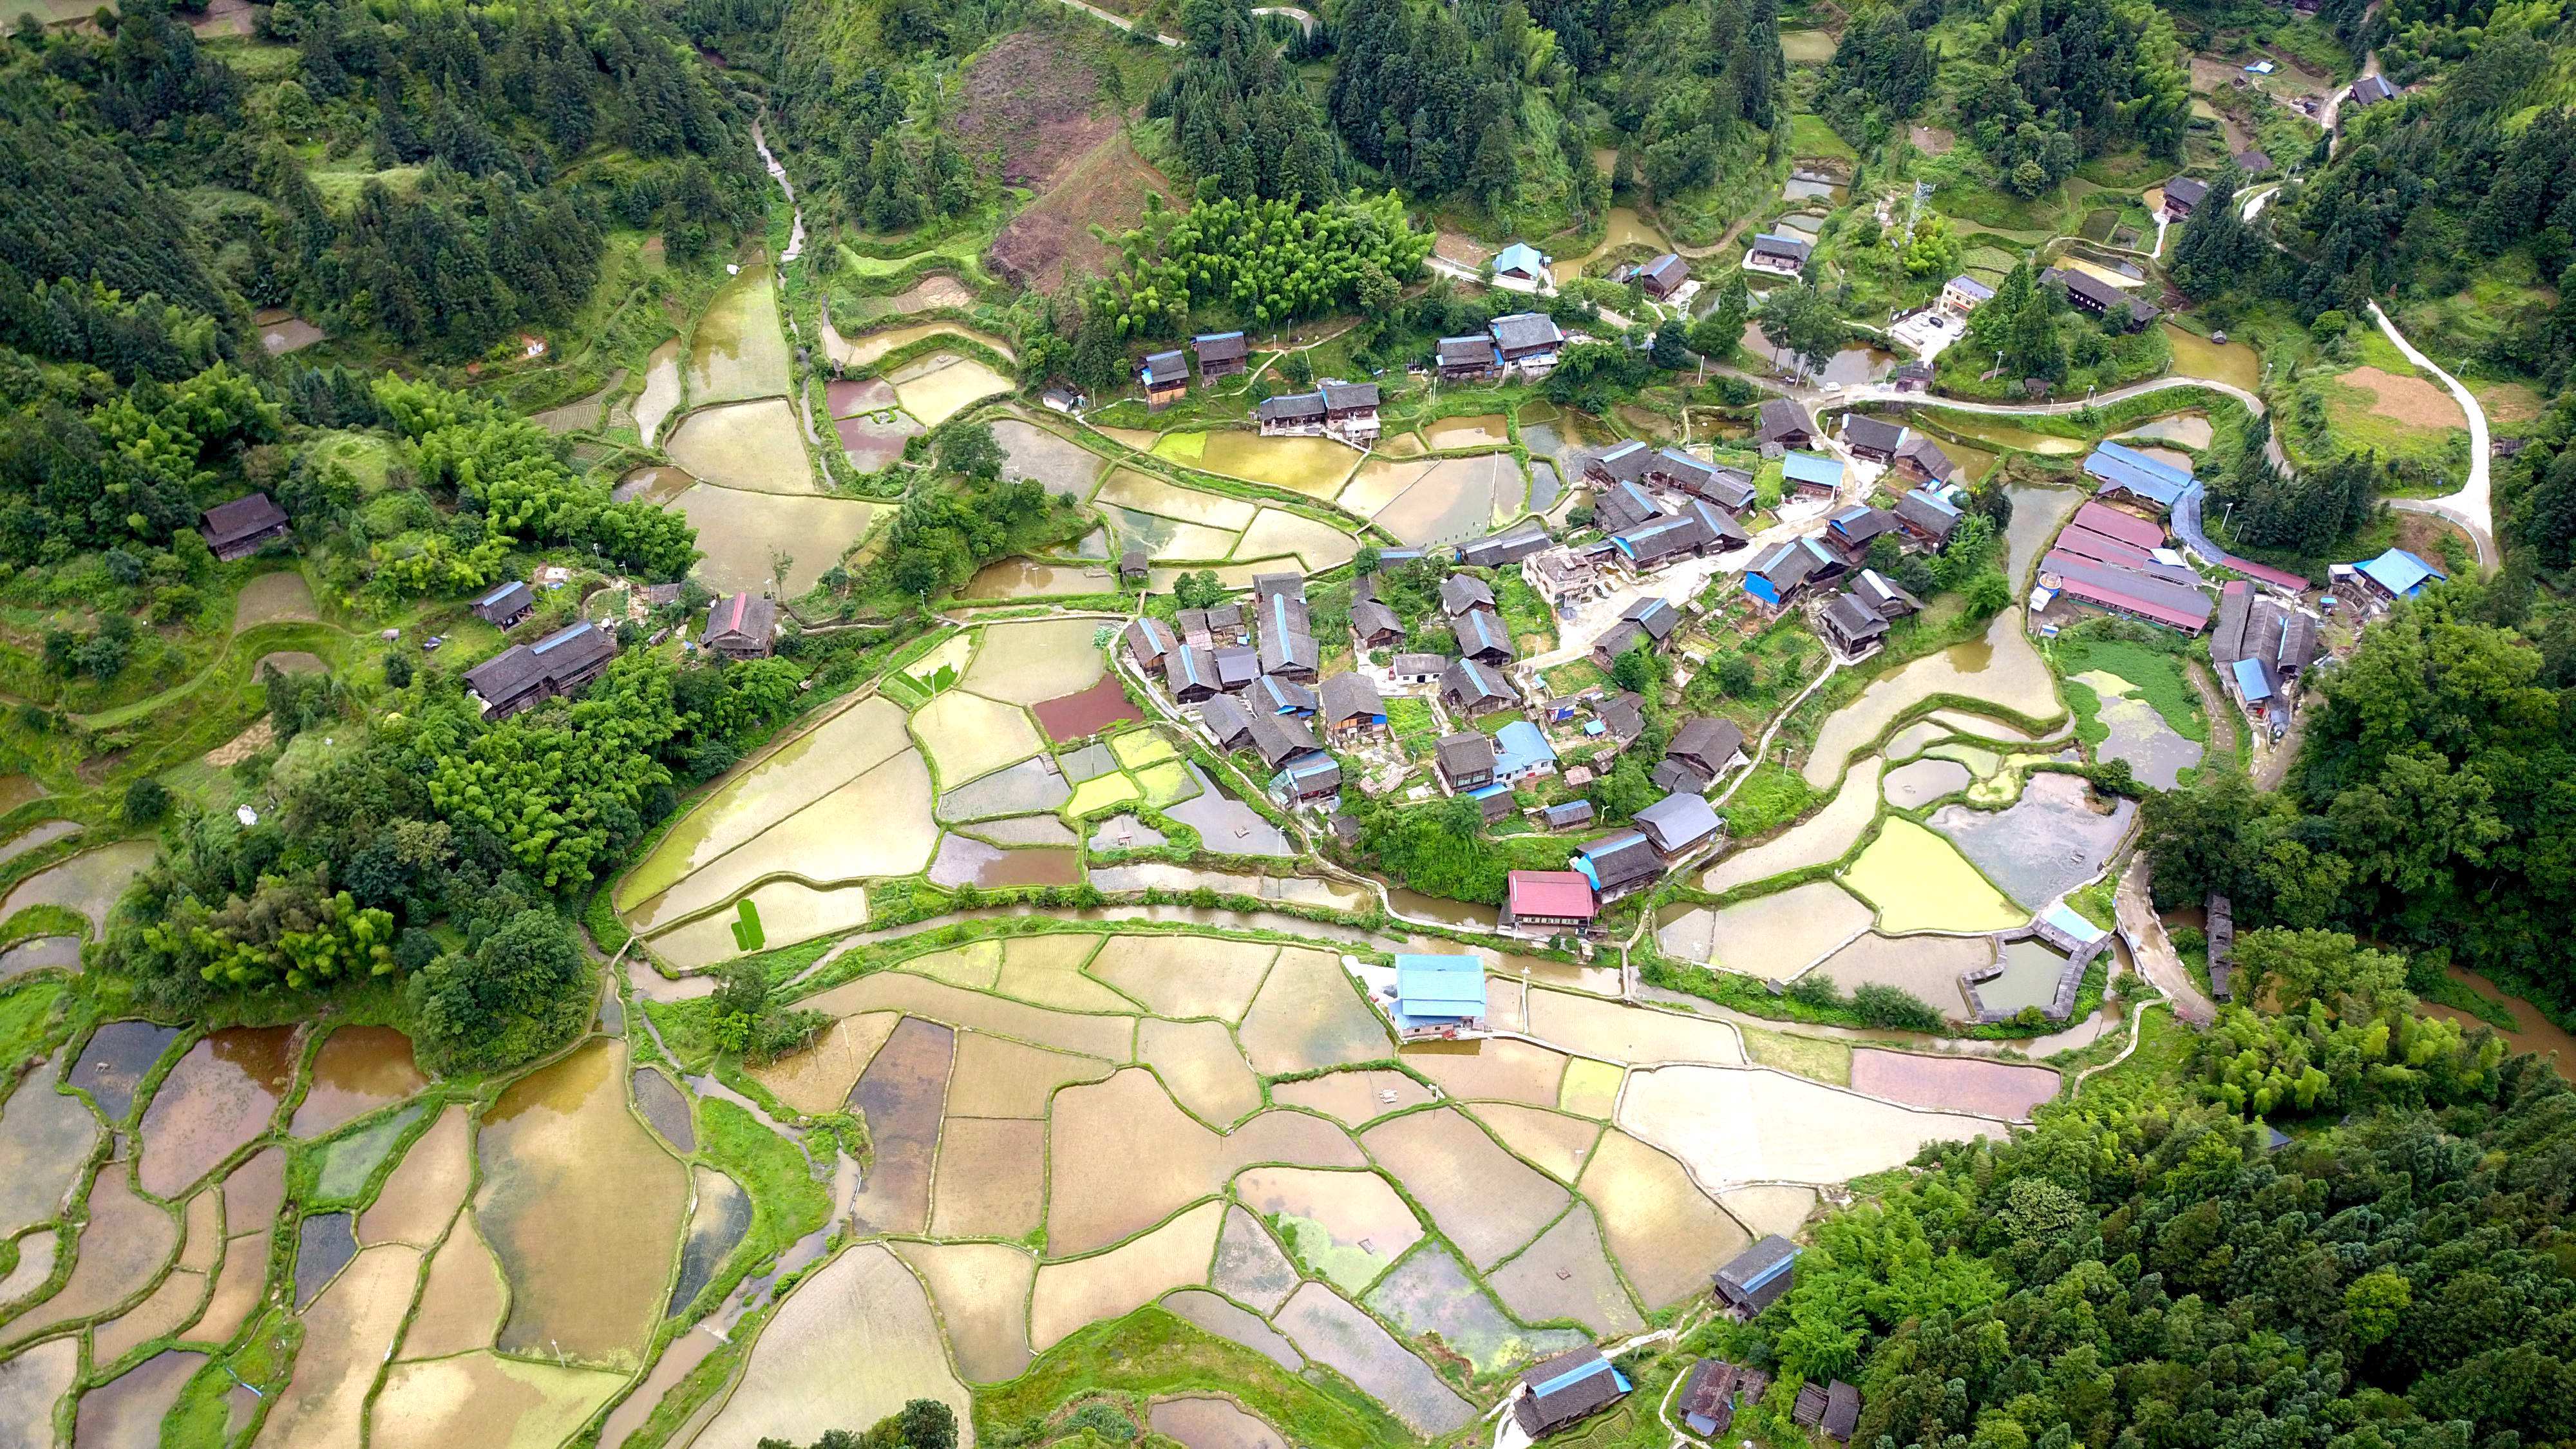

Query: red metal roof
[1508,870,1597,919]
[2071,501,2164,551]
[2050,525,2158,570]
[2230,556,2314,592]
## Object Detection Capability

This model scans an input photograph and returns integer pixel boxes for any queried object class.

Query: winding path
[750,117,804,264]
[2369,301,2497,567]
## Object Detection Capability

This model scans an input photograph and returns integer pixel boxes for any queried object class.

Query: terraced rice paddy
[665,399,817,495]
[832,321,1018,370]
[1703,758,1883,891]
[1154,431,1361,497]
[1801,933,1989,1017]
[1230,509,1362,571]
[1931,773,2135,909]
[1660,880,1873,975]
[888,352,1015,426]
[1235,1166,1422,1291]
[1803,612,2061,787]
[1841,818,2028,934]
[992,419,1108,497]
[674,484,886,596]
[687,265,793,404]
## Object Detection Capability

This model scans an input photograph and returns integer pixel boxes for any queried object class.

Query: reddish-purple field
[1849,1049,2058,1121]
[1034,676,1143,743]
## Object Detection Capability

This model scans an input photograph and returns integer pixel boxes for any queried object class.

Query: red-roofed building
[703,592,778,659]
[1504,870,1598,934]
[2070,500,2166,551]
[2039,551,2212,632]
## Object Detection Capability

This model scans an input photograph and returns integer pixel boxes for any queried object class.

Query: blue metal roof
[1394,955,1488,1018]
[2041,902,2108,944]
[532,622,593,654]
[2357,547,2441,598]
[1531,1357,1631,1399]
[477,582,524,607]
[1495,242,1549,276]
[1782,451,1844,488]
[2084,440,2192,506]
[1493,720,1558,775]
[2231,656,2273,702]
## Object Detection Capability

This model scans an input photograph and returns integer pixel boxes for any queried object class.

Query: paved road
[1043,0,1177,42]
[2370,301,2497,567]
[2115,856,2216,1025]
[1250,5,1316,30]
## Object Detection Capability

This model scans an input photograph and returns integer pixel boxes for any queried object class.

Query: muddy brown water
[292,1027,426,1138]
[846,1018,955,1236]
[2421,971,2576,1079]
[135,1026,295,1198]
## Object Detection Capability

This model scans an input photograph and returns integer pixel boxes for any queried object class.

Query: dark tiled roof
[464,621,613,707]
[1622,597,1681,639]
[1459,524,1551,567]
[1577,830,1662,889]
[1750,232,1813,263]
[1438,335,1501,367]
[1391,652,1448,677]
[200,492,289,549]
[1757,398,1817,444]
[1667,717,1745,773]
[1441,657,1517,708]
[1258,629,1320,676]
[1635,791,1721,854]
[1452,607,1513,661]
[473,580,535,623]
[1245,710,1323,766]
[2164,175,2211,207]
[1142,349,1188,384]
[705,592,777,648]
[1192,330,1249,363]
[1253,674,1316,714]
[1200,693,1255,745]
[1490,312,1565,352]
[1256,392,1327,423]
[1824,592,1889,644]
[1440,574,1497,615]
[1350,599,1403,641]
[1641,253,1688,292]
[1436,730,1495,779]
[1319,672,1383,721]
[1320,379,1380,411]
[1841,414,1908,453]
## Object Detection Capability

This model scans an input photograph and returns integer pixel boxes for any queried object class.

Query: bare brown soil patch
[1908,126,1955,156]
[951,32,1122,190]
[990,131,1176,293]
[205,718,276,768]
[1435,232,1496,267]
[2341,366,2462,428]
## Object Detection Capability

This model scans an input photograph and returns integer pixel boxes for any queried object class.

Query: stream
[751,116,804,265]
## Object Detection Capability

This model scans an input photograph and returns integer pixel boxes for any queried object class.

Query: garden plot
[891,1240,1037,1383]
[1095,470,1261,531]
[1237,949,1393,1074]
[1718,1184,1817,1239]
[1362,1110,1568,1269]
[1841,819,2027,934]
[911,691,1048,787]
[472,1039,687,1367]
[1575,1130,1750,1309]
[1045,1070,1363,1255]
[370,1354,623,1449]
[1269,1070,1432,1126]
[1230,510,1362,572]
[1804,612,2062,787]
[1153,431,1361,497]
[1235,1165,1421,1293]
[0,1071,100,1242]
[665,399,817,495]
[1800,933,1989,1017]
[888,352,1014,427]
[1704,758,1884,891]
[1088,935,1278,1021]
[1101,506,1242,563]
[674,485,886,596]
[1620,1064,2009,1187]
[1030,1199,1226,1351]
[696,1244,976,1449]
[1484,1204,1643,1336]
[1273,1282,1475,1435]
[1367,1241,1587,1378]
[625,696,914,907]
[962,618,1109,705]
[358,1105,472,1247]
[1931,772,2135,910]
[1659,882,1875,976]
